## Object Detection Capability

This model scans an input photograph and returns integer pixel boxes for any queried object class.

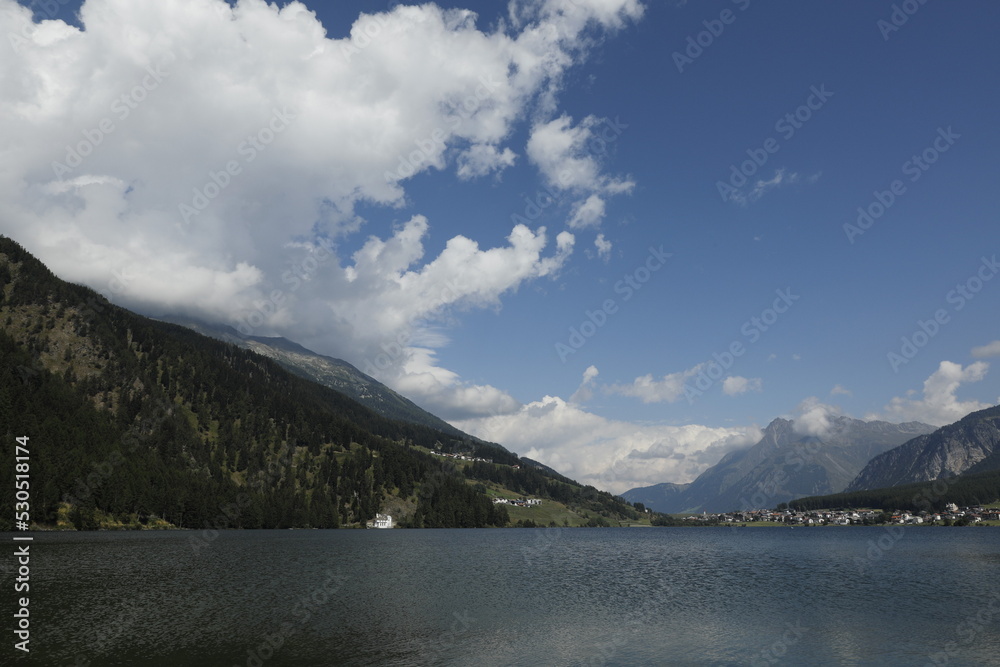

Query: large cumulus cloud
[0,0,642,419]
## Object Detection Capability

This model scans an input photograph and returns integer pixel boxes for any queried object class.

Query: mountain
[160,316,469,439]
[620,482,690,510]
[845,404,1000,491]
[0,236,645,529]
[623,416,935,514]
[521,456,569,479]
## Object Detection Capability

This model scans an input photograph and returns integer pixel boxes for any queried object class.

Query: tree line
[788,469,1000,512]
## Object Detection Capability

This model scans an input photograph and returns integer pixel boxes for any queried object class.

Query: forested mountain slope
[0,237,641,529]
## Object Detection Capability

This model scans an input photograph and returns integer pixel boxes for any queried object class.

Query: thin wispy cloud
[972,341,1000,359]
[722,375,762,396]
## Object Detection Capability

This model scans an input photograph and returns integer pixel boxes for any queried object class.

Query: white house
[371,513,393,529]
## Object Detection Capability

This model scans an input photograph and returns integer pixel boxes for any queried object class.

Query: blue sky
[2,0,998,492]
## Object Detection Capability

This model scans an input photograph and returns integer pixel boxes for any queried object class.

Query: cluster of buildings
[694,504,1000,526]
[492,497,541,507]
[430,450,493,464]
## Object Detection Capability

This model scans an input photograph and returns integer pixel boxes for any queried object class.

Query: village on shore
[697,503,1000,526]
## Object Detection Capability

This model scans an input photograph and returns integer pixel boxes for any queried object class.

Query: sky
[2,0,999,494]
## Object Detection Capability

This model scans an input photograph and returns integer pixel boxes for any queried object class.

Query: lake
[4,527,1000,666]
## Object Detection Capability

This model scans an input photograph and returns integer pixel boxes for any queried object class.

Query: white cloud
[395,346,523,420]
[510,0,645,47]
[830,384,852,397]
[569,364,599,403]
[341,217,574,339]
[594,232,612,261]
[605,363,705,404]
[526,114,634,228]
[527,115,634,195]
[456,144,517,180]
[453,394,761,494]
[722,375,762,396]
[791,397,842,437]
[0,0,642,420]
[728,167,799,205]
[750,168,799,199]
[608,364,762,402]
[333,219,574,419]
[871,361,992,426]
[972,341,1000,359]
[568,193,606,229]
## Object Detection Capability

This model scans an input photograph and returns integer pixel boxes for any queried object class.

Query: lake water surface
[5,527,1000,666]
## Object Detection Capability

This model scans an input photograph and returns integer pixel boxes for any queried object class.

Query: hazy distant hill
[161,316,469,439]
[620,482,690,510]
[623,417,935,513]
[846,404,1000,491]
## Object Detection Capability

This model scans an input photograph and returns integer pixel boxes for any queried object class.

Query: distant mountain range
[617,482,689,512]
[846,404,1000,491]
[623,417,935,513]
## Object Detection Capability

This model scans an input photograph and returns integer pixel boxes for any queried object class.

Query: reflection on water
[5,527,999,666]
